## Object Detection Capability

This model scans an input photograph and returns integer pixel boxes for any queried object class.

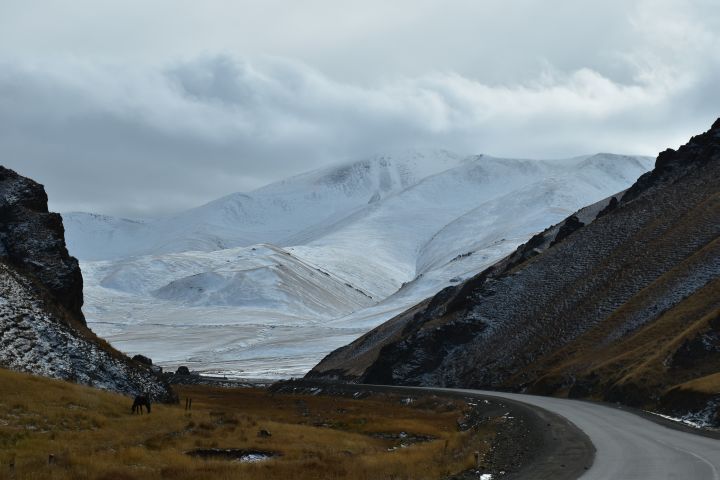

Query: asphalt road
[452,389,720,480]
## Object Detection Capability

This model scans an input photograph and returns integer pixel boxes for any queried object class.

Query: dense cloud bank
[0,0,718,216]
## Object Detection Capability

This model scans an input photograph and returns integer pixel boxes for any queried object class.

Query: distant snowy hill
[64,150,653,378]
[64,149,465,260]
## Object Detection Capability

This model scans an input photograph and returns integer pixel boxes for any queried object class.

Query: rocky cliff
[310,119,720,426]
[0,166,84,322]
[0,166,175,401]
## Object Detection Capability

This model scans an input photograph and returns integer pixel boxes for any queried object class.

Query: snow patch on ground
[648,401,720,430]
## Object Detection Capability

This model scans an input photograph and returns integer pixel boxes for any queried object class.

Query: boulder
[132,354,153,366]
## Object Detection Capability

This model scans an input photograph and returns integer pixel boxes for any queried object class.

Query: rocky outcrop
[309,119,720,426]
[669,313,720,369]
[549,215,583,247]
[132,354,154,366]
[0,166,84,322]
[622,117,720,202]
[0,166,175,402]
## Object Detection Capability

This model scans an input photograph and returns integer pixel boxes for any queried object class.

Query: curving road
[452,389,720,480]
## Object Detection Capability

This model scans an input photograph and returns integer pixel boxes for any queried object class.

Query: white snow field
[64,150,654,378]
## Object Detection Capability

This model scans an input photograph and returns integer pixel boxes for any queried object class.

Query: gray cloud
[0,0,718,216]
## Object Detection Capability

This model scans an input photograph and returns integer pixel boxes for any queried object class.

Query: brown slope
[309,119,720,423]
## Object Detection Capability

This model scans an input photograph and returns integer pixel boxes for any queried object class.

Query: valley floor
[0,369,508,480]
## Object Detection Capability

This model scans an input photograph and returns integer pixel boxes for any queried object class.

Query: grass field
[0,369,498,479]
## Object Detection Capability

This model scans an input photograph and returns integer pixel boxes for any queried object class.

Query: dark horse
[131,395,151,414]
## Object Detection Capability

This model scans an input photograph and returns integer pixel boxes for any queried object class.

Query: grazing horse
[131,395,151,414]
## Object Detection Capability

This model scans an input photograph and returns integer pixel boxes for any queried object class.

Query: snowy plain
[64,150,653,378]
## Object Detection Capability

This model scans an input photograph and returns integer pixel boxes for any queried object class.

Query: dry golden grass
[675,373,720,395]
[0,369,495,480]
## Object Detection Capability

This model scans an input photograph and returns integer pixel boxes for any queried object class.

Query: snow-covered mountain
[64,150,654,378]
[64,149,465,260]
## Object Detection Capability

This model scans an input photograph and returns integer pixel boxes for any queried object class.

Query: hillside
[0,166,174,401]
[309,120,720,426]
[65,151,652,377]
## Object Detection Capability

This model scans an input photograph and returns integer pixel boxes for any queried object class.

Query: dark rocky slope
[310,119,720,426]
[0,167,84,322]
[0,166,175,401]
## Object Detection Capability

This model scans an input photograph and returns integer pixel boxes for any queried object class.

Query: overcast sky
[1,0,719,217]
